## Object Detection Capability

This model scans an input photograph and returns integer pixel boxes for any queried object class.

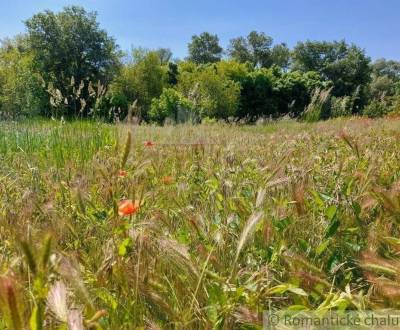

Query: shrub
[329,96,354,118]
[109,51,166,120]
[273,70,327,117]
[178,64,240,119]
[149,88,197,124]
[390,95,400,115]
[237,69,276,120]
[362,99,388,118]
[0,39,46,118]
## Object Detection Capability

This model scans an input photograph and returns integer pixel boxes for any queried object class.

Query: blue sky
[0,0,399,60]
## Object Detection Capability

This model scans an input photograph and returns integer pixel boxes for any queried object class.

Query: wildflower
[144,140,155,147]
[118,199,140,216]
[162,176,174,185]
[118,170,127,177]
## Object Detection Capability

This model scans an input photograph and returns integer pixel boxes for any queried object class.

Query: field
[0,117,400,329]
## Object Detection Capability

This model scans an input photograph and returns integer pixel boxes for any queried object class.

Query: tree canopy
[228,31,290,69]
[25,6,121,115]
[187,32,223,64]
[292,40,371,98]
[1,6,399,121]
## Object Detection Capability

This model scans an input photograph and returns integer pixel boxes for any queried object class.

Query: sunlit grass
[0,117,399,328]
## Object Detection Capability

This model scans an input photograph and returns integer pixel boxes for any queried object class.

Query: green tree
[187,32,223,64]
[236,69,276,119]
[292,40,371,102]
[369,59,400,100]
[110,51,166,119]
[228,31,290,69]
[167,62,179,86]
[156,48,173,65]
[149,88,196,124]
[0,37,46,118]
[372,58,400,81]
[25,6,121,116]
[270,43,291,69]
[178,63,240,119]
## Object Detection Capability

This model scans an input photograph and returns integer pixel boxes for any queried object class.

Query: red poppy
[118,170,128,177]
[118,199,140,216]
[144,140,155,147]
[162,176,174,185]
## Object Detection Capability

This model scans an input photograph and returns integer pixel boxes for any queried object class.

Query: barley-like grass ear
[0,276,23,330]
[76,189,86,215]
[231,211,263,277]
[255,188,266,208]
[144,318,163,330]
[41,234,52,270]
[121,131,132,168]
[19,241,37,275]
[47,281,68,323]
[68,309,84,330]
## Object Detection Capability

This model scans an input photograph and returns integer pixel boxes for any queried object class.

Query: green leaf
[325,205,337,221]
[118,238,133,257]
[288,287,308,296]
[325,219,340,238]
[383,236,400,245]
[287,305,309,311]
[316,239,330,256]
[298,239,309,252]
[352,202,361,218]
[269,284,308,296]
[273,216,292,232]
[97,290,118,311]
[29,305,43,330]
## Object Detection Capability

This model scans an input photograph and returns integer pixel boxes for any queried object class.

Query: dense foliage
[0,6,399,122]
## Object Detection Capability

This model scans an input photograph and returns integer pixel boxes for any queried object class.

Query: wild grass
[0,117,399,329]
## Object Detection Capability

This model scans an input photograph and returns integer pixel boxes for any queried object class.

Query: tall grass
[0,117,399,328]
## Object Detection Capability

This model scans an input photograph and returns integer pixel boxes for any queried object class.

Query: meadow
[0,117,399,329]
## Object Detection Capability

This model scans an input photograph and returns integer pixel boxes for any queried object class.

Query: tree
[149,88,196,124]
[187,32,223,64]
[178,63,240,119]
[368,59,400,99]
[156,48,173,65]
[228,31,289,69]
[25,6,121,116]
[109,51,166,119]
[0,36,46,118]
[372,59,400,81]
[292,40,371,99]
[270,43,291,69]
[167,62,179,85]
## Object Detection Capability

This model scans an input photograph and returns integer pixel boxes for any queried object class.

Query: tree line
[0,6,399,123]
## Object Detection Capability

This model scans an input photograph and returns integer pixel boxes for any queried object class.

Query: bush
[0,39,47,118]
[109,51,166,120]
[362,99,388,118]
[149,88,197,124]
[273,70,327,117]
[329,96,354,118]
[390,95,400,115]
[178,63,240,119]
[237,69,276,120]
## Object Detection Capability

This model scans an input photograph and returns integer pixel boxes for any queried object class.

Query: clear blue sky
[0,0,399,61]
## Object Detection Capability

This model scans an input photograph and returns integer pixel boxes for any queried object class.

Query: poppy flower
[118,199,140,216]
[162,176,174,185]
[118,170,128,177]
[144,140,155,147]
